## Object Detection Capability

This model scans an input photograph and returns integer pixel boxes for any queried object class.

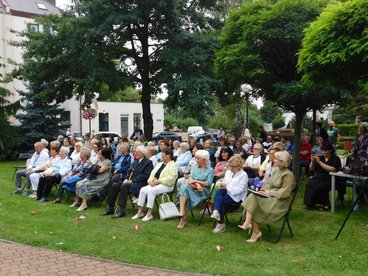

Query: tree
[215,0,336,180]
[298,0,368,94]
[16,82,68,150]
[0,58,20,157]
[260,101,285,129]
[13,1,229,140]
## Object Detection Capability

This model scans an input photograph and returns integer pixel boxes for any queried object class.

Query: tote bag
[159,193,180,220]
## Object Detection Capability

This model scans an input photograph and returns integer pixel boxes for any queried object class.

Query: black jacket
[127,157,154,185]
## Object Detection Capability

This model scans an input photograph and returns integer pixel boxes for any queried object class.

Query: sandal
[319,205,329,211]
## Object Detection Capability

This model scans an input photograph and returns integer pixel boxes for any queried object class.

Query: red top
[299,143,312,162]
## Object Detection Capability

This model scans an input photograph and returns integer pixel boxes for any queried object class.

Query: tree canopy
[214,0,334,179]
[298,0,368,93]
[12,0,231,140]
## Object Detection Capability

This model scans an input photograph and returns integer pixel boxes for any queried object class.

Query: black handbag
[86,164,101,180]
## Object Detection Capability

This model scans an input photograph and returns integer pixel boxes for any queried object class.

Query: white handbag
[159,193,180,220]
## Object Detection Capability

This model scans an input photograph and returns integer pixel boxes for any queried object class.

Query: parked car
[190,128,218,143]
[152,131,182,143]
[93,131,122,141]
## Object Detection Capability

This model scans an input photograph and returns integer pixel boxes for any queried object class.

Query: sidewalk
[0,239,206,276]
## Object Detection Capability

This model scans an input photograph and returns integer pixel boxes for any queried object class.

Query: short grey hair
[121,142,130,151]
[40,139,49,147]
[60,146,70,155]
[180,142,190,152]
[136,145,147,157]
[275,151,291,168]
[195,149,210,162]
[80,147,91,158]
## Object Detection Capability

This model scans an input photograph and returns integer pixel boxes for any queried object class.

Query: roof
[3,0,60,17]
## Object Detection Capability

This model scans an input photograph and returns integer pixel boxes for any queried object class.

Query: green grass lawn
[1,161,367,275]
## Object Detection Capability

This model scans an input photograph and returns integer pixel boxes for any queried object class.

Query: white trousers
[30,173,42,191]
[137,184,173,209]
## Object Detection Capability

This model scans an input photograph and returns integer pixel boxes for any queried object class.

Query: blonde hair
[228,155,244,168]
[275,151,291,168]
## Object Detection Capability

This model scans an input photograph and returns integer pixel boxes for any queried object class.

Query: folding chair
[196,184,215,226]
[266,180,301,243]
[12,152,33,180]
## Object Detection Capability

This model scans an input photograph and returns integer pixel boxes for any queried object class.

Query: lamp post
[241,84,252,126]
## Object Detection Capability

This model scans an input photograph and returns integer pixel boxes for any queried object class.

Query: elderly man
[12,142,49,196]
[110,146,154,218]
[327,121,340,148]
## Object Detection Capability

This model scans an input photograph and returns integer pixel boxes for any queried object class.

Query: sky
[55,0,72,9]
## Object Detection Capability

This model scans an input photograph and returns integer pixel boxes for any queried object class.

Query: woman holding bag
[132,148,178,221]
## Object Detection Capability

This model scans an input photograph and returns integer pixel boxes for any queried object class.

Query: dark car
[152,131,182,143]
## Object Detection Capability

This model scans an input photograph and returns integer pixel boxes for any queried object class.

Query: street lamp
[241,84,252,126]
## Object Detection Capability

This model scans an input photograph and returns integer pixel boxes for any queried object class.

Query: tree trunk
[292,112,304,183]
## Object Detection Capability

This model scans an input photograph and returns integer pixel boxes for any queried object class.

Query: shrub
[336,124,358,137]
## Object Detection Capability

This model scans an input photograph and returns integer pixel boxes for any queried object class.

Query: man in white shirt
[12,142,49,196]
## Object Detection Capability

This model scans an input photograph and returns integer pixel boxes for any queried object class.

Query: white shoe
[210,210,221,221]
[213,223,226,233]
[132,197,138,204]
[132,213,144,220]
[142,215,153,222]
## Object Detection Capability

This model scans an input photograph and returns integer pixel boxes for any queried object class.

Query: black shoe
[101,209,114,216]
[112,211,125,219]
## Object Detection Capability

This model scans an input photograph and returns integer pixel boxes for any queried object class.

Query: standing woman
[176,150,214,228]
[239,151,295,242]
[73,148,112,211]
[304,143,341,210]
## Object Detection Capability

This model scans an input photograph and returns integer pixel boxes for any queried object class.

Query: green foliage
[164,114,198,130]
[99,85,141,102]
[336,124,358,137]
[298,0,368,93]
[16,83,68,150]
[260,101,285,129]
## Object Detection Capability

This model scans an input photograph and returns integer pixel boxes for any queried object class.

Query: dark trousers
[214,189,240,223]
[118,182,146,210]
[37,175,61,199]
[299,160,310,177]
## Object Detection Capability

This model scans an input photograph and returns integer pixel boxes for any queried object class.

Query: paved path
[0,239,205,276]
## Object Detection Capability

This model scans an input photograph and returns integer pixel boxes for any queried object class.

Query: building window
[133,113,141,129]
[99,113,109,131]
[120,114,129,137]
[29,23,39,32]
[36,3,48,10]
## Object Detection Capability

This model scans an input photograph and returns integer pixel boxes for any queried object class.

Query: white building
[1,0,164,136]
[61,98,164,137]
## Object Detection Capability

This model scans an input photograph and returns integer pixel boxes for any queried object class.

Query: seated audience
[176,150,214,229]
[172,140,181,160]
[299,135,312,177]
[106,146,153,218]
[130,125,144,141]
[215,137,227,161]
[175,142,192,175]
[40,138,49,154]
[211,155,248,233]
[70,141,83,167]
[12,142,49,196]
[262,135,273,153]
[258,141,285,178]
[53,147,92,203]
[243,143,264,180]
[176,144,203,190]
[233,140,247,159]
[239,151,295,242]
[35,147,72,202]
[89,142,101,164]
[63,137,74,157]
[146,145,158,167]
[204,139,216,167]
[304,143,341,210]
[72,148,112,211]
[155,140,169,162]
[258,148,279,182]
[311,136,324,156]
[132,148,178,221]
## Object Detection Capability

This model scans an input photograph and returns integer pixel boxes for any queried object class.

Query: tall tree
[13,1,229,140]
[214,0,338,180]
[298,0,368,94]
[260,101,285,129]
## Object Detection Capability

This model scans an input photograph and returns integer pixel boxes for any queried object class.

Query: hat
[254,143,263,150]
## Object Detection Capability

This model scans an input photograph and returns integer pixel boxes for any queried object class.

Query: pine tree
[16,82,68,149]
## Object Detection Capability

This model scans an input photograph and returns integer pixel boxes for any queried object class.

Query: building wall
[61,98,164,137]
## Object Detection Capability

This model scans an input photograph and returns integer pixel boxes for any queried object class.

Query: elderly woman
[304,143,341,210]
[35,146,73,202]
[176,149,214,229]
[132,148,178,221]
[89,142,101,164]
[175,142,192,175]
[70,141,83,167]
[72,148,112,211]
[239,151,295,242]
[172,140,181,160]
[53,147,92,203]
[243,143,264,180]
[211,155,248,233]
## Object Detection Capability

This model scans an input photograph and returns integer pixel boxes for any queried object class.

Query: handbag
[159,193,180,220]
